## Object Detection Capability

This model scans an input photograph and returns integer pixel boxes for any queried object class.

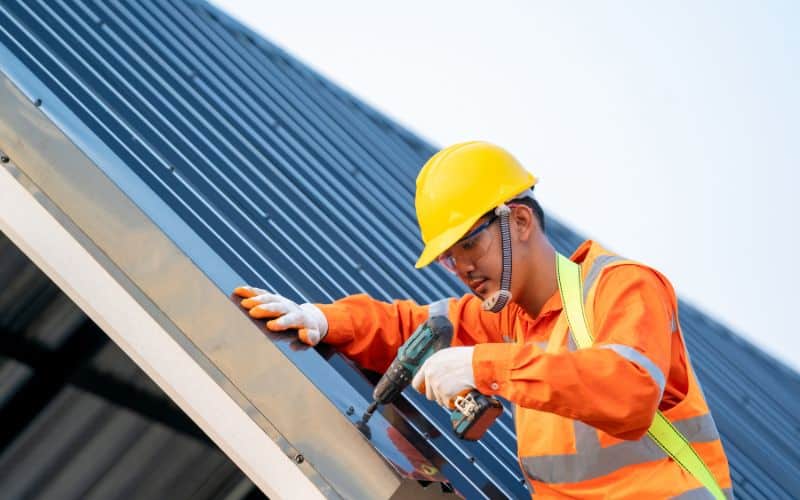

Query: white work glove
[412,346,476,408]
[233,286,328,346]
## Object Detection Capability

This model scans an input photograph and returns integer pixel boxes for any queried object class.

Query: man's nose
[455,257,476,278]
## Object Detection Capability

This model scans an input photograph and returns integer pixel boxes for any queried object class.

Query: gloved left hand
[233,286,328,346]
[412,346,476,408]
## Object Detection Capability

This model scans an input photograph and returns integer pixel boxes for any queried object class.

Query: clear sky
[212,1,800,370]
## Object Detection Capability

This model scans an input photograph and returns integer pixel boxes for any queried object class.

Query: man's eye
[460,238,477,250]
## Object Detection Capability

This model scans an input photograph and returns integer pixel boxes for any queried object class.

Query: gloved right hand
[233,286,328,346]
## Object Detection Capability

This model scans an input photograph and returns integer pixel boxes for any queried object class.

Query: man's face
[437,205,534,301]
[438,214,503,299]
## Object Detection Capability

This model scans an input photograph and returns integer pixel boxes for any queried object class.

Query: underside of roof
[0,0,799,498]
[0,231,263,500]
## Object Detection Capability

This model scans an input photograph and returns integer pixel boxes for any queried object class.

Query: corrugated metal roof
[0,0,798,498]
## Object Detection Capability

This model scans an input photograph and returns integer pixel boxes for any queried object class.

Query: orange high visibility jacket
[318,240,733,498]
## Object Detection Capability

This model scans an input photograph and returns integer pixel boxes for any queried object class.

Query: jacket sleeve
[317,293,507,373]
[472,265,676,440]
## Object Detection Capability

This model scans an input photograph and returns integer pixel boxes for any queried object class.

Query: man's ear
[513,205,535,242]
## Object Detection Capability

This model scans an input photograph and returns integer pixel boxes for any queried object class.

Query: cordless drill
[360,316,503,441]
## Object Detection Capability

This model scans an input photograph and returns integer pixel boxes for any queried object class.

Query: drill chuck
[372,361,413,404]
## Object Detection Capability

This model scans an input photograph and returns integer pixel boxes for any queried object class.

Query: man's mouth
[470,278,488,294]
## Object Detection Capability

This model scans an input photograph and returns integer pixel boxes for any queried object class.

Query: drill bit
[355,401,379,439]
[362,401,379,422]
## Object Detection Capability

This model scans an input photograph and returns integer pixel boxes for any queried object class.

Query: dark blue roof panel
[1,0,799,498]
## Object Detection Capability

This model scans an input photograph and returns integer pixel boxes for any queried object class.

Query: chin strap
[482,204,513,313]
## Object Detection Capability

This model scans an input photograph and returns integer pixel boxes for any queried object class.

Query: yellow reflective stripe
[555,253,594,348]
[648,413,726,500]
[555,253,726,500]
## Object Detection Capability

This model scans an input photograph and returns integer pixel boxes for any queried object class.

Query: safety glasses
[437,215,498,274]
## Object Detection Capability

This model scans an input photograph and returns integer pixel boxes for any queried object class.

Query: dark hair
[511,196,545,232]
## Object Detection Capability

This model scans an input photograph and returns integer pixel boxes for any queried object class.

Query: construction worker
[234,141,733,498]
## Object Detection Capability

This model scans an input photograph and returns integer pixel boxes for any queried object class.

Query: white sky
[212,1,800,370]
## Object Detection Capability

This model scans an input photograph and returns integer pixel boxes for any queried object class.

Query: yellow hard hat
[414,141,537,269]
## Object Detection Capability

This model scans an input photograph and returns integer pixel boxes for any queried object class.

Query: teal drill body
[370,315,452,406]
[364,315,502,441]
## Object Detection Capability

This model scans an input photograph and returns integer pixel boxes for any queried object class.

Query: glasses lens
[437,253,457,273]
[436,216,497,274]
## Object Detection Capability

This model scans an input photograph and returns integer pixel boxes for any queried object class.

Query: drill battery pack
[450,390,503,441]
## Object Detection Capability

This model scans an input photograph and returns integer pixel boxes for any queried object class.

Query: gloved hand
[412,346,476,408]
[233,286,328,346]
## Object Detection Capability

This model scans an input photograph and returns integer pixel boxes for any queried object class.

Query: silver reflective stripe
[583,254,682,336]
[582,254,628,301]
[598,344,666,397]
[523,429,666,483]
[673,413,720,443]
[671,487,734,499]
[428,299,449,318]
[522,413,720,484]
[534,340,548,350]
[573,420,600,451]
